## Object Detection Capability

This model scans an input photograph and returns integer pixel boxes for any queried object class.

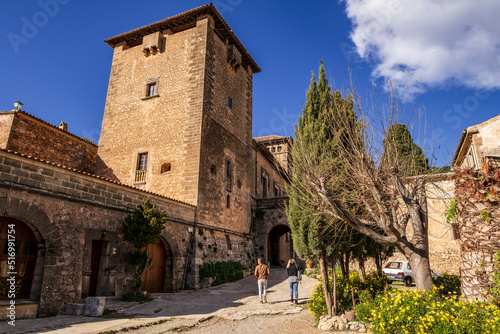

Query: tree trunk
[375,250,382,272]
[402,245,433,290]
[357,257,366,281]
[344,253,350,277]
[319,254,333,317]
[339,256,347,278]
[331,256,337,316]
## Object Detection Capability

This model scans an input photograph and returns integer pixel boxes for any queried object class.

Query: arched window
[0,217,38,299]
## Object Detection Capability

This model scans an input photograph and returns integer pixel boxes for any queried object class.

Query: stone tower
[96,4,260,232]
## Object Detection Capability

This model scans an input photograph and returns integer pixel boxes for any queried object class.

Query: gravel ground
[109,308,356,334]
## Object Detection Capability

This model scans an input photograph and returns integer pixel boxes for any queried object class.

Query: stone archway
[141,236,173,293]
[268,225,293,267]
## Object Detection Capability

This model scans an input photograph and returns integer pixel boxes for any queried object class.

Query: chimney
[59,121,68,131]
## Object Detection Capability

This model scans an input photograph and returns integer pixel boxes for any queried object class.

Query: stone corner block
[83,297,106,316]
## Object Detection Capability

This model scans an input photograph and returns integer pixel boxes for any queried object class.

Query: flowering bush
[433,273,461,297]
[356,287,500,333]
[308,271,388,321]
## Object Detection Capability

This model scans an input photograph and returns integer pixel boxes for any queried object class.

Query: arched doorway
[0,217,38,299]
[141,237,173,293]
[268,225,293,267]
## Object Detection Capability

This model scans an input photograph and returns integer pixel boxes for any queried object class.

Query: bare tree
[291,82,436,290]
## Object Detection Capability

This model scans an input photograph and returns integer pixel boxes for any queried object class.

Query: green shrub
[120,292,152,302]
[433,273,461,297]
[490,251,500,306]
[307,271,388,321]
[357,287,500,333]
[199,261,247,286]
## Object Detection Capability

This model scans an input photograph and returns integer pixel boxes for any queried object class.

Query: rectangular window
[135,153,148,183]
[226,161,232,190]
[138,153,148,170]
[226,195,230,209]
[271,147,276,153]
[274,183,280,197]
[147,82,157,97]
[262,175,268,198]
[278,146,282,152]
[227,97,232,108]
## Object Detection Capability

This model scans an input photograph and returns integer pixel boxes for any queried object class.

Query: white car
[383,261,441,287]
[383,261,414,286]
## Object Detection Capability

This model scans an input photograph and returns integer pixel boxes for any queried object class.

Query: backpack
[295,264,302,282]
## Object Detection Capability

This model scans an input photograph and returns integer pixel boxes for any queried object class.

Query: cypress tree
[381,124,429,176]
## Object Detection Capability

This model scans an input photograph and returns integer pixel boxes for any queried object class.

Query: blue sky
[1,0,499,167]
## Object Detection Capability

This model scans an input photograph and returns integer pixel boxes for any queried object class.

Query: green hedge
[199,261,247,286]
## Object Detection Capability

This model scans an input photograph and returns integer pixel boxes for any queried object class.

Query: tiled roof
[0,110,97,147]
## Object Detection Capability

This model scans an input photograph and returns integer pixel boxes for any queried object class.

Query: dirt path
[1,268,356,334]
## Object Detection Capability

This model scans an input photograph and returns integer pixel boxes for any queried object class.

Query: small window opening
[228,97,232,108]
[226,195,230,208]
[278,146,282,152]
[262,175,268,198]
[226,235,232,250]
[226,161,232,190]
[210,164,216,175]
[237,179,242,189]
[271,147,276,153]
[161,163,171,173]
[146,82,157,97]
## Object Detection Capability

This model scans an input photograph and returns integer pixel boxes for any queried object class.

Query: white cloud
[344,0,500,96]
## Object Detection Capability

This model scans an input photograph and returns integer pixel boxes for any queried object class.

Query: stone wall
[0,150,196,316]
[361,176,460,275]
[253,145,288,199]
[196,17,254,233]
[425,178,460,274]
[0,111,97,174]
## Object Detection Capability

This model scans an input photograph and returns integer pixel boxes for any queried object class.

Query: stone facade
[453,114,500,169]
[254,135,293,175]
[0,149,196,316]
[0,111,97,174]
[0,4,292,319]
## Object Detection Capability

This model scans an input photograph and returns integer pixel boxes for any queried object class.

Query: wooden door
[0,217,38,299]
[89,240,103,297]
[141,240,166,293]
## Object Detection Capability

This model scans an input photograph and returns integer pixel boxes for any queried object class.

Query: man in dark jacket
[286,259,299,303]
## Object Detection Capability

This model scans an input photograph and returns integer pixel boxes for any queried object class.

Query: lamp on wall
[14,101,23,110]
[187,227,193,234]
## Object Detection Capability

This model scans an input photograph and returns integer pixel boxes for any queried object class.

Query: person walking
[286,259,299,304]
[255,258,270,303]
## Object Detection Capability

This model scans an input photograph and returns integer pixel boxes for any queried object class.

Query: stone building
[0,4,293,319]
[452,114,500,169]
